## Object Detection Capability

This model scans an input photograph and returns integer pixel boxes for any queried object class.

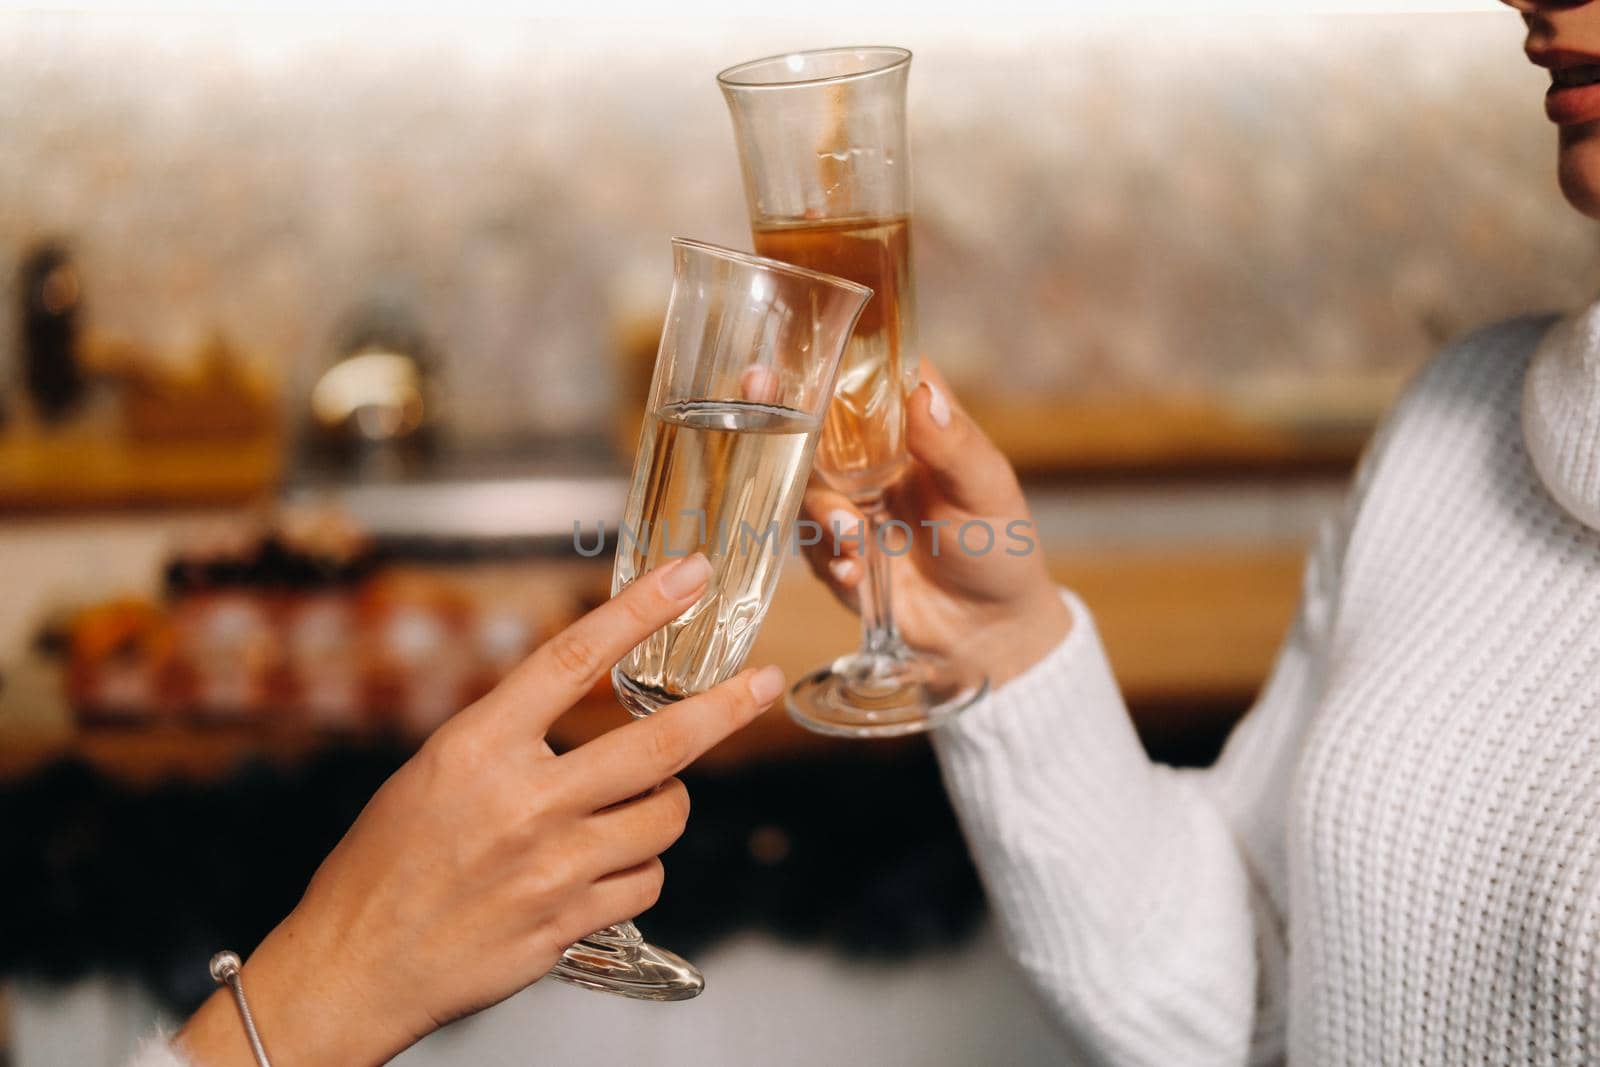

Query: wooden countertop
[0,545,1307,784]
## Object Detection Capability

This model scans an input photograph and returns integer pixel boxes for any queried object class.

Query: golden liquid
[614,400,817,700]
[752,215,916,501]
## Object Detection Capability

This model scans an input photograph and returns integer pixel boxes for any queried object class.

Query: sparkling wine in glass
[719,47,989,737]
[614,398,820,708]
[751,215,913,498]
[547,237,869,1000]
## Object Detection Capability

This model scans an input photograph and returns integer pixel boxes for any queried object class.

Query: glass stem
[857,494,904,658]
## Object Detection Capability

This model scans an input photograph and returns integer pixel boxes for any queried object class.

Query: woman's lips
[1548,82,1600,126]
[1545,59,1600,126]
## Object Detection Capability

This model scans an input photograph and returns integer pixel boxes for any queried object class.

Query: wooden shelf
[0,429,280,511]
[968,394,1375,476]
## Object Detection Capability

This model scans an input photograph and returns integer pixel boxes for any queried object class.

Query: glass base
[545,921,704,1002]
[786,650,988,739]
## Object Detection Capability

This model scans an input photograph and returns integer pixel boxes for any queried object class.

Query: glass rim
[715,45,911,92]
[669,237,874,301]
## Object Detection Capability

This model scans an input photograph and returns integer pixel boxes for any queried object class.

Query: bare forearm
[175,988,274,1067]
[173,918,404,1067]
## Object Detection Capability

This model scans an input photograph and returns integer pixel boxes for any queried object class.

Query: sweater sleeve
[122,1030,195,1067]
[932,511,1349,1067]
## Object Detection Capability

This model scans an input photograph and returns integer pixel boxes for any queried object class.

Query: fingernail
[829,558,859,584]
[740,365,779,402]
[828,509,862,540]
[923,381,951,428]
[748,664,785,705]
[660,553,712,597]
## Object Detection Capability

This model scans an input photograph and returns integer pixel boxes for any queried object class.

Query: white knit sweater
[933,307,1600,1066]
[127,1030,187,1067]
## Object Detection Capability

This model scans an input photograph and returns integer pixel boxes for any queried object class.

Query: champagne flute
[547,237,869,999]
[718,47,989,738]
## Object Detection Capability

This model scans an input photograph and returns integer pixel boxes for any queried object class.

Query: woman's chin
[1559,125,1600,219]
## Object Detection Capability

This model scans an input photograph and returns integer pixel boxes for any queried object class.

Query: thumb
[905,365,1022,516]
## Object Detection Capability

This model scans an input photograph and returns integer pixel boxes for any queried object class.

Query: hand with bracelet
[148,553,782,1067]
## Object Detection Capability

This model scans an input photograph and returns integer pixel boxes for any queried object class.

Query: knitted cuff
[124,1029,196,1067]
[931,590,1164,958]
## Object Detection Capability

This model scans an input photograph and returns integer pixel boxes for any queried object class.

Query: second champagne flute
[718,46,989,738]
[547,237,869,1000]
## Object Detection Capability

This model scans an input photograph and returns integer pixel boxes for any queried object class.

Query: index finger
[556,664,785,812]
[478,553,714,736]
[905,366,1022,517]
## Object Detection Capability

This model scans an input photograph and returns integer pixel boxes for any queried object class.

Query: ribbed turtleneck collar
[1523,303,1600,531]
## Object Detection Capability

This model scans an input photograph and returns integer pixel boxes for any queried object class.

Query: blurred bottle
[608,261,669,464]
[19,243,85,422]
[308,296,438,475]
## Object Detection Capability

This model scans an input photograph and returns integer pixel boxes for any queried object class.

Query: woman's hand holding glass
[175,553,782,1067]
[801,367,1072,691]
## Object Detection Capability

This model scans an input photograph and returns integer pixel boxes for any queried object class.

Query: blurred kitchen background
[0,4,1587,1065]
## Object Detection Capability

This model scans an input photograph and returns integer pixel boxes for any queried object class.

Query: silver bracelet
[209,951,274,1067]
